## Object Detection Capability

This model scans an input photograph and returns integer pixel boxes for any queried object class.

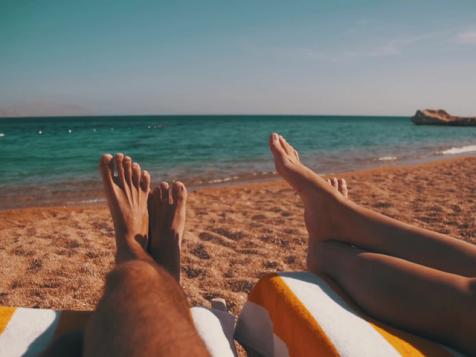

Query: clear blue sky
[1,0,475,116]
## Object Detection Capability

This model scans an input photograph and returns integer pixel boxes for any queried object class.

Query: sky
[1,0,476,117]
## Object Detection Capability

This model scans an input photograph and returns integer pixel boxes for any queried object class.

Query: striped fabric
[1,272,464,357]
[234,272,463,357]
[0,306,236,357]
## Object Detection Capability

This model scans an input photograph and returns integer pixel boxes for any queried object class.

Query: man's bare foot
[269,133,350,271]
[327,177,349,199]
[99,153,152,264]
[147,181,187,282]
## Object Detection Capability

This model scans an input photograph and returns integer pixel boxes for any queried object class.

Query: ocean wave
[0,133,4,137]
[207,176,239,184]
[78,198,105,204]
[441,145,476,155]
[378,156,397,161]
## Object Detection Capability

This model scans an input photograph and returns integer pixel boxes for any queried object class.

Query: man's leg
[84,154,208,357]
[147,180,187,283]
[84,261,206,357]
[269,133,476,276]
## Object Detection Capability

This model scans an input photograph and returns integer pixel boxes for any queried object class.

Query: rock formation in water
[411,109,476,126]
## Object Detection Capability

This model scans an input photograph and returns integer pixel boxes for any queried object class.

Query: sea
[1,115,476,209]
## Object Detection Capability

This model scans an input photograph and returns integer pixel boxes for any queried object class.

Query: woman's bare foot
[327,177,349,199]
[147,181,187,282]
[99,153,152,264]
[269,133,350,271]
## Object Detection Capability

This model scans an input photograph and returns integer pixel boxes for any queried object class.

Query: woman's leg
[315,240,476,355]
[269,133,476,276]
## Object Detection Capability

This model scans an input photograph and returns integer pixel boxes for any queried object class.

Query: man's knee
[106,260,159,290]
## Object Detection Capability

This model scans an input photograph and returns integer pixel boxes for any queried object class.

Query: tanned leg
[269,133,476,354]
[315,241,476,355]
[83,154,209,357]
[148,181,187,282]
[269,133,476,276]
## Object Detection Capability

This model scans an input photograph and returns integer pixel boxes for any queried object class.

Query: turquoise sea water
[1,115,476,209]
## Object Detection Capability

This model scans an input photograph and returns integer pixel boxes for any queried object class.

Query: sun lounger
[0,303,237,357]
[0,272,464,356]
[234,272,463,357]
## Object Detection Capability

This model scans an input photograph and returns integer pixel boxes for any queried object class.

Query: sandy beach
[0,156,475,315]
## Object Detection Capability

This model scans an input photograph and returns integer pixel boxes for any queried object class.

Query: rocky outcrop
[411,109,476,126]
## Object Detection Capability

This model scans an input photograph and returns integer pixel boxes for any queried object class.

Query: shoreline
[2,114,476,210]
[0,154,474,212]
[1,155,475,313]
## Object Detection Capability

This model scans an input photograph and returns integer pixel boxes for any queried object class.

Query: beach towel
[234,272,463,357]
[0,305,237,357]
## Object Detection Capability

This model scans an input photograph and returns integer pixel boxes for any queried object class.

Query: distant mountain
[0,103,92,118]
[411,109,476,126]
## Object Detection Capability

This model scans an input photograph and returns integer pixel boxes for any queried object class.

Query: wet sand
[0,157,475,315]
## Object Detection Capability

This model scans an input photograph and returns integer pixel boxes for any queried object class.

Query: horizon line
[0,113,413,119]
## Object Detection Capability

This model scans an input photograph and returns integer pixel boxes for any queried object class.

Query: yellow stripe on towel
[369,321,453,357]
[0,307,15,334]
[249,273,339,357]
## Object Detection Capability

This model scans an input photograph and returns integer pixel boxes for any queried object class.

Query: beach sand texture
[0,157,475,315]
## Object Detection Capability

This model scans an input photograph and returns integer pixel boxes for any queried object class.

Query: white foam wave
[0,133,4,137]
[442,145,476,155]
[207,176,239,184]
[207,178,224,184]
[78,198,105,204]
[378,156,397,161]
